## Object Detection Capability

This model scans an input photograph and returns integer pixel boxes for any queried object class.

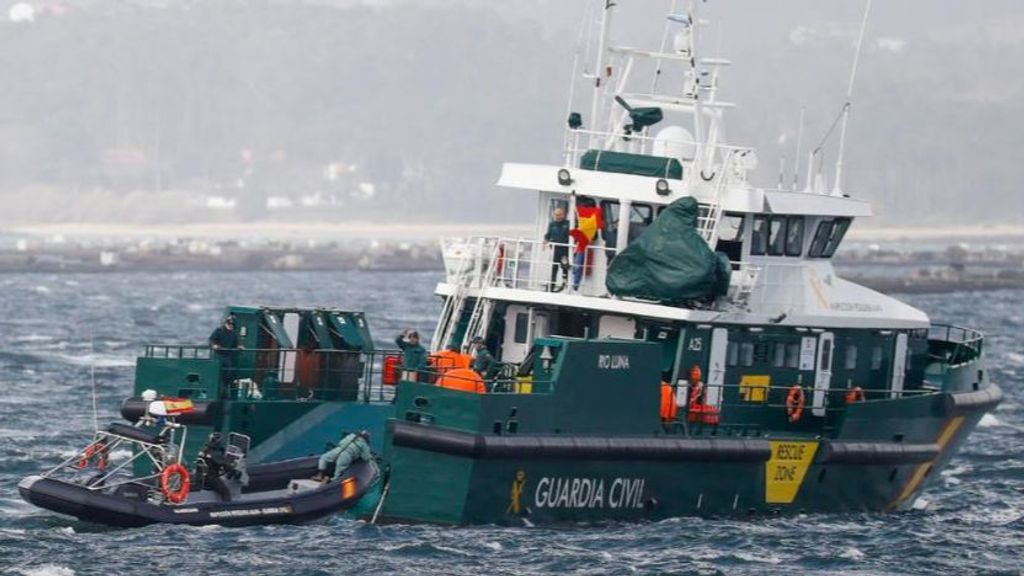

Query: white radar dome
[652,126,696,161]
[9,3,34,23]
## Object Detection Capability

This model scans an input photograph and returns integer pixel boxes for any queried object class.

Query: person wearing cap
[395,329,428,382]
[209,315,245,391]
[313,430,373,482]
[469,336,496,379]
[194,432,234,501]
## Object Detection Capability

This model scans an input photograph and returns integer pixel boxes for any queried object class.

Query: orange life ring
[785,385,806,423]
[77,441,108,471]
[160,463,191,504]
[845,386,866,404]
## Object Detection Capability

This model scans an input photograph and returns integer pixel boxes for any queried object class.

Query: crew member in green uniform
[395,329,428,382]
[543,206,571,291]
[469,336,496,379]
[313,430,373,482]
[209,315,244,391]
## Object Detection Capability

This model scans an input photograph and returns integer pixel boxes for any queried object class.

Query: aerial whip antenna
[90,334,99,433]
[832,0,873,195]
[792,105,806,191]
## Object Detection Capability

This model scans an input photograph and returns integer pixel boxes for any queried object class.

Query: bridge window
[822,218,851,257]
[772,342,786,368]
[628,203,654,245]
[750,215,768,256]
[768,216,787,256]
[727,341,739,367]
[809,217,852,258]
[716,213,746,264]
[600,200,620,250]
[844,345,858,370]
[785,216,805,257]
[871,346,883,370]
[739,342,755,367]
[785,342,801,368]
[513,313,529,344]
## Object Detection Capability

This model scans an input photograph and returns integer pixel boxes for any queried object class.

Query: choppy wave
[0,272,1021,575]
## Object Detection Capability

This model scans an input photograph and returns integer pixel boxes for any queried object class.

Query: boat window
[785,342,801,368]
[750,215,768,256]
[715,213,746,264]
[772,342,786,368]
[628,203,654,245]
[726,341,739,367]
[819,339,832,370]
[549,198,569,214]
[739,342,755,367]
[718,214,745,242]
[514,313,529,344]
[785,216,805,257]
[808,220,833,257]
[871,346,883,370]
[822,218,852,257]
[600,200,620,250]
[844,345,858,370]
[768,216,787,256]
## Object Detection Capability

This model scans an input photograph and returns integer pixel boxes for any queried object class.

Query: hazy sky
[0,0,1019,228]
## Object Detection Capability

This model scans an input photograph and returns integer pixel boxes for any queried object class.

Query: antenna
[832,0,873,195]
[90,334,99,432]
[792,105,805,191]
[588,0,616,143]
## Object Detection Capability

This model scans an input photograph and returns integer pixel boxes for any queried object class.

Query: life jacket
[437,368,486,394]
[660,382,678,422]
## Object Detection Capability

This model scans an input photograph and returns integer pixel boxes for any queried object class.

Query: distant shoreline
[5,221,1024,243]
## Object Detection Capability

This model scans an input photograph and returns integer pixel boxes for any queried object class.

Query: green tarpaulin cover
[579,149,684,180]
[606,197,731,303]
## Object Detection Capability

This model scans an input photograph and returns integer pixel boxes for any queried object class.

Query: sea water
[0,271,1021,575]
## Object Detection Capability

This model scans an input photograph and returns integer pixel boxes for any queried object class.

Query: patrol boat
[373,0,1002,523]
[21,1,1001,526]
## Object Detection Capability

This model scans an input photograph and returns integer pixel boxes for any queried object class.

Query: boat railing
[442,235,767,308]
[561,127,749,180]
[677,378,942,435]
[927,323,985,369]
[144,344,212,360]
[43,419,187,492]
[142,345,404,405]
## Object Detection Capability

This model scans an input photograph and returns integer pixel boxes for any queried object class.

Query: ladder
[431,250,473,353]
[431,240,502,353]
[460,242,504,346]
[696,149,735,249]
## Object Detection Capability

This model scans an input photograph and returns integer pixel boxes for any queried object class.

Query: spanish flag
[571,205,604,275]
[571,205,603,252]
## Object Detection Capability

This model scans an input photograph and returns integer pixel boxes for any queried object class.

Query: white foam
[1006,352,1024,366]
[839,547,866,560]
[53,353,134,368]
[12,334,56,343]
[33,285,52,294]
[18,565,75,576]
[979,414,1002,428]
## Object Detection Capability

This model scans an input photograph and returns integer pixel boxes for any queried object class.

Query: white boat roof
[497,162,872,217]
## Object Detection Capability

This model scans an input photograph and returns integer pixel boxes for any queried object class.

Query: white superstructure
[431,1,928,360]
